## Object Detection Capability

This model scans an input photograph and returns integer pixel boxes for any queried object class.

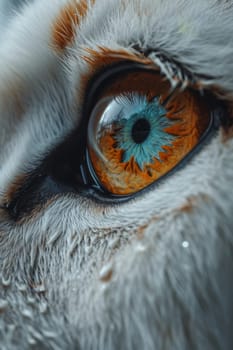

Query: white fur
[0,0,233,349]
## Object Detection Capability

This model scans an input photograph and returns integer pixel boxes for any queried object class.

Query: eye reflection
[87,70,211,195]
[113,94,174,170]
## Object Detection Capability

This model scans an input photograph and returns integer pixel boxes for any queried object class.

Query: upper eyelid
[81,57,184,122]
[131,45,197,85]
[80,46,200,116]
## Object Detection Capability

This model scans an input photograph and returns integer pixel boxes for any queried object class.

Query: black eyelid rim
[84,61,161,117]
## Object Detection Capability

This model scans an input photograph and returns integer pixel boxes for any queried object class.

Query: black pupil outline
[131,118,151,144]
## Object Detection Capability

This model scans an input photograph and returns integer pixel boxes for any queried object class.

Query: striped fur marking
[52,0,95,51]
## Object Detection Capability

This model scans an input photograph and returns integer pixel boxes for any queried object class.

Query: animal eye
[86,66,212,196]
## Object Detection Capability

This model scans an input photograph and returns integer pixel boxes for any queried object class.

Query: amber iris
[87,70,210,195]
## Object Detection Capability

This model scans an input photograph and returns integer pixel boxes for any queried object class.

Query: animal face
[0,1,233,349]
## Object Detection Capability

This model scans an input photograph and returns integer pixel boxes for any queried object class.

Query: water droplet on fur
[28,337,37,346]
[135,242,147,252]
[17,283,27,292]
[42,330,57,339]
[2,275,11,287]
[34,283,46,293]
[22,308,33,319]
[27,296,36,305]
[39,302,48,314]
[99,262,113,282]
[182,241,189,248]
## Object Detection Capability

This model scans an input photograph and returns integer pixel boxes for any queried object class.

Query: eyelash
[5,61,223,220]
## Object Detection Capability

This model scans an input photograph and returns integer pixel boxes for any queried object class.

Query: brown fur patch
[100,268,113,283]
[178,198,196,214]
[176,194,211,214]
[82,46,154,73]
[222,125,233,141]
[136,215,160,238]
[137,224,149,239]
[52,0,95,52]
[2,174,28,208]
[80,46,156,101]
[221,102,233,142]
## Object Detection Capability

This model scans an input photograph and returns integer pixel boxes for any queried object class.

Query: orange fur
[52,0,94,51]
[2,174,27,207]
[80,47,155,98]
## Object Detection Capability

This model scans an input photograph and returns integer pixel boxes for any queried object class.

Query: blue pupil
[114,95,174,170]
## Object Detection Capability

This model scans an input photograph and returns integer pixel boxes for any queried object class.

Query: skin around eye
[87,70,210,195]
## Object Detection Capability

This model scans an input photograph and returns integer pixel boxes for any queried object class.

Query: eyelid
[83,61,160,115]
